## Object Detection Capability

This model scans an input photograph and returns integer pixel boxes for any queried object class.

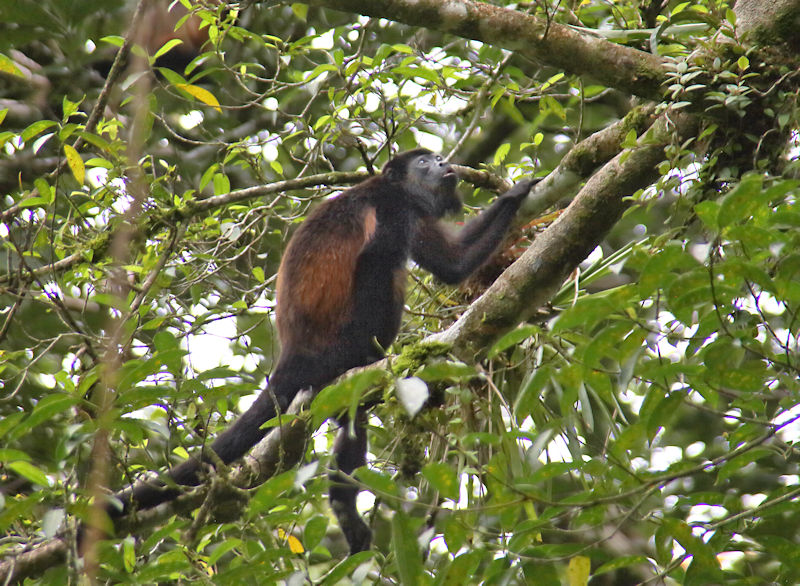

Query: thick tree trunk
[735,0,800,45]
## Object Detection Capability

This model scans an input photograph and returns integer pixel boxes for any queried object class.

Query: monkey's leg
[329,409,372,554]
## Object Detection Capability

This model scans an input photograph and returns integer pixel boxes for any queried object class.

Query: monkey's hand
[501,177,541,205]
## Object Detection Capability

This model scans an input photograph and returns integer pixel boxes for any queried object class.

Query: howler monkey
[105,149,533,554]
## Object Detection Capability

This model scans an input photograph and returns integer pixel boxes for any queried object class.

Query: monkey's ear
[382,163,402,182]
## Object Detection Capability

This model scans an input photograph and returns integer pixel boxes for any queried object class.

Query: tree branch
[429,110,698,359]
[291,0,667,100]
[0,390,314,584]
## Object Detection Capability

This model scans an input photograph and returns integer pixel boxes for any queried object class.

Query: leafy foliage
[2,0,800,584]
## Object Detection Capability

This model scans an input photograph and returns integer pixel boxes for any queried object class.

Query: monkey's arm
[411,179,535,284]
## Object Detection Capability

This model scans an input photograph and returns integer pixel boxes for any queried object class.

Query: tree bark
[282,0,667,100]
[735,0,800,46]
[430,112,698,359]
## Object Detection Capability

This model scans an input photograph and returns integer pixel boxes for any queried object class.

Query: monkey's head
[384,149,461,218]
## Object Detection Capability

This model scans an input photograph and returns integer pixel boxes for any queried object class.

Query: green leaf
[567,555,591,586]
[737,56,749,71]
[693,200,719,231]
[594,556,650,576]
[422,462,459,500]
[392,510,423,586]
[493,143,510,165]
[645,391,684,438]
[152,38,184,62]
[63,144,85,185]
[540,72,565,91]
[0,413,25,441]
[249,470,295,514]
[716,448,772,483]
[393,65,438,84]
[305,63,338,82]
[18,196,52,209]
[718,174,764,227]
[99,35,125,48]
[311,369,385,424]
[212,172,230,196]
[437,551,485,586]
[0,448,31,462]
[76,130,112,152]
[303,515,329,550]
[153,330,181,352]
[355,468,399,499]
[442,516,467,553]
[207,538,243,565]
[175,83,222,112]
[0,53,24,78]
[320,551,375,585]
[553,285,635,332]
[90,293,130,311]
[638,244,698,297]
[524,543,585,559]
[660,518,717,567]
[200,163,219,191]
[758,535,800,567]
[0,130,14,149]
[21,120,57,143]
[621,129,638,148]
[415,361,476,381]
[519,462,574,486]
[543,95,566,120]
[24,394,79,431]
[137,558,192,582]
[291,3,308,20]
[583,321,633,368]
[8,461,51,487]
[123,537,136,572]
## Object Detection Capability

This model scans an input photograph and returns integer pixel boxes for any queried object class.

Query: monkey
[102,148,534,555]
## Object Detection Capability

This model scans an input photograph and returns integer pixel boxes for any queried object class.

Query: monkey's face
[406,152,461,218]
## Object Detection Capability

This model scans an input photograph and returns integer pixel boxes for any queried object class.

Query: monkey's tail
[111,378,292,517]
[108,347,354,518]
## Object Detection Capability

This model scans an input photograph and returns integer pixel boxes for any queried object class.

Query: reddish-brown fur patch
[392,266,407,304]
[276,205,377,352]
[363,208,377,242]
